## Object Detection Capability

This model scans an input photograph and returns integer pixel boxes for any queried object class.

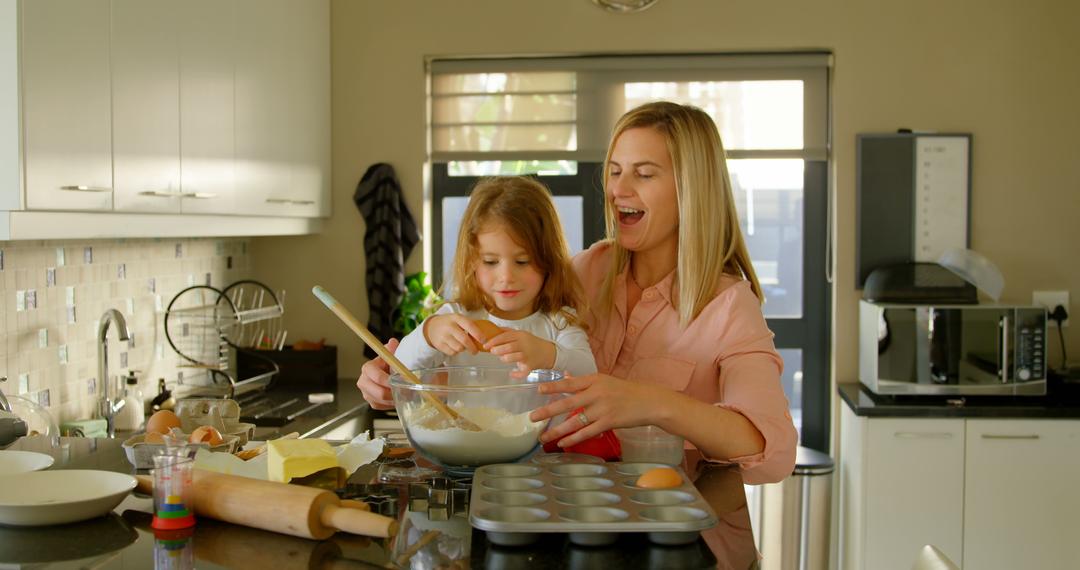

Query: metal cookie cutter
[409,477,471,521]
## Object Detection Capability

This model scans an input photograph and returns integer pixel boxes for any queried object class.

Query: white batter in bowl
[390,367,563,472]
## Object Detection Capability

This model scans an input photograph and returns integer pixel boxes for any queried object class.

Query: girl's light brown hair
[448,176,585,325]
[598,101,763,326]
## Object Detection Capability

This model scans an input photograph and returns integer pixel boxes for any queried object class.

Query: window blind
[429,52,831,163]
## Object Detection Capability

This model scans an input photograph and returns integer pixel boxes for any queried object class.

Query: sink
[301,404,372,441]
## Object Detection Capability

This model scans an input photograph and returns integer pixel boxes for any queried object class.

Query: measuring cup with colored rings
[151,453,196,529]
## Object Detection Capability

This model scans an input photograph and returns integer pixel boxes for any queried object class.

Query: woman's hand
[424,315,484,356]
[485,330,556,371]
[528,374,680,448]
[356,338,400,410]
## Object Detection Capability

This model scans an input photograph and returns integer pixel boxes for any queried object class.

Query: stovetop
[235,389,331,427]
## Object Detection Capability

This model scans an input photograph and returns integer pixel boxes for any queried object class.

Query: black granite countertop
[2,429,752,568]
[246,377,372,441]
[839,382,1080,418]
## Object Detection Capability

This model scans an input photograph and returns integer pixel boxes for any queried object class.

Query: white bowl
[0,470,136,526]
[0,450,55,475]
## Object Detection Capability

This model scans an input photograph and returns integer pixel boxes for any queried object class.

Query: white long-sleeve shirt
[395,303,597,377]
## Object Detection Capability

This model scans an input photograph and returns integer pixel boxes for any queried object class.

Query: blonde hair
[448,176,585,326]
[598,101,763,327]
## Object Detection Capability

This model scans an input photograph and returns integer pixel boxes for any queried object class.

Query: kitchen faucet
[97,309,131,438]
[0,376,11,413]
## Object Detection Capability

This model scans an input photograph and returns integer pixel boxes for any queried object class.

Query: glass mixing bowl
[389,367,563,473]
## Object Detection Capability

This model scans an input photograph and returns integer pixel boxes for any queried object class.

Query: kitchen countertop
[1,433,754,568]
[839,382,1080,418]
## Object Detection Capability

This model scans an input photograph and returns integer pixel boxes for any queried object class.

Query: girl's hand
[356,338,399,410]
[528,374,679,448]
[424,315,484,356]
[484,330,556,371]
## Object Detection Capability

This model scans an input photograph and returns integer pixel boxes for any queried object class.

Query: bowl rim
[389,366,564,393]
[0,469,136,508]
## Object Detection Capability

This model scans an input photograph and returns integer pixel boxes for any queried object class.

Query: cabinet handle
[139,190,183,198]
[265,198,314,205]
[181,192,217,199]
[893,431,954,439]
[61,185,111,193]
[981,434,1040,440]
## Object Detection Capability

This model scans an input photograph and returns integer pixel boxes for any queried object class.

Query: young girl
[393,176,597,377]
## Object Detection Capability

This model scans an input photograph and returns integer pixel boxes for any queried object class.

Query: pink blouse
[573,242,798,484]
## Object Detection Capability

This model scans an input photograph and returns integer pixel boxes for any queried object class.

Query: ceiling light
[591,0,659,14]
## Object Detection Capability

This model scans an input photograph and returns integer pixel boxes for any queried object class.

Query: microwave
[859,301,1047,396]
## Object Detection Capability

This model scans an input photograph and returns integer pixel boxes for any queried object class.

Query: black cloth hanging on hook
[354,163,420,357]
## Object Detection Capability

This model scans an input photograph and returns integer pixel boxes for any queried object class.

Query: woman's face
[473,225,545,320]
[607,127,679,255]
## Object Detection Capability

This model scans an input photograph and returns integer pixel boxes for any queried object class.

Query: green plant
[392,272,442,336]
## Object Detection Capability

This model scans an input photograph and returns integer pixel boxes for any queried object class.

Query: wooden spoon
[311,286,481,431]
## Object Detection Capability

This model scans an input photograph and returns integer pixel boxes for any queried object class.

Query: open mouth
[617,206,645,226]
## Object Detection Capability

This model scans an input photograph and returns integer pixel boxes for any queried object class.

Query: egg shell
[472,319,506,351]
[189,425,224,446]
[635,467,682,489]
[145,410,182,434]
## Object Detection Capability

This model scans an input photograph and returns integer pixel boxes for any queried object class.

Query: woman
[358,101,797,485]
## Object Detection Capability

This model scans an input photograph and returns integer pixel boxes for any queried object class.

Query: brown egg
[145,410,182,434]
[189,425,224,446]
[635,467,682,489]
[472,319,505,351]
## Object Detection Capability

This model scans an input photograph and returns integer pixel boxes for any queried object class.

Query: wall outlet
[1033,290,1069,327]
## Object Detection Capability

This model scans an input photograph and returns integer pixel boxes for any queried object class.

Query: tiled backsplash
[0,238,250,427]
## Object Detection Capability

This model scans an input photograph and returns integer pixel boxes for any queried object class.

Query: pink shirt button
[628,325,638,335]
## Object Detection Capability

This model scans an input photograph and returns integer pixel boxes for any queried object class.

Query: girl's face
[607,127,679,255]
[473,225,545,320]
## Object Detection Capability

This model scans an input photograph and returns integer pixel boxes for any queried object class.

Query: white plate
[0,450,55,475]
[0,470,136,526]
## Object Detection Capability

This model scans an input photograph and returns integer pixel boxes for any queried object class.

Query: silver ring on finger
[577,411,589,426]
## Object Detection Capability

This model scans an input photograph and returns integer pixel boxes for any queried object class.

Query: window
[428,54,832,451]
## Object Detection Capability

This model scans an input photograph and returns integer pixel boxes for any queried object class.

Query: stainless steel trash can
[780,446,834,570]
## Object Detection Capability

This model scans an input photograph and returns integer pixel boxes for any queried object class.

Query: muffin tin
[469,461,718,547]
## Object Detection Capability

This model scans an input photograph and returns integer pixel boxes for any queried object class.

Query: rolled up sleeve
[701,287,798,485]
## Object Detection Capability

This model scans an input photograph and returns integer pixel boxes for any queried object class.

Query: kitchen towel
[354,163,420,356]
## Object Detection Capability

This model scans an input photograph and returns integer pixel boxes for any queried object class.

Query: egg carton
[175,398,255,446]
[469,461,718,547]
[121,433,240,470]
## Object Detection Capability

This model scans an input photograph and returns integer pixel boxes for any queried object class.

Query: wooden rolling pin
[135,470,396,539]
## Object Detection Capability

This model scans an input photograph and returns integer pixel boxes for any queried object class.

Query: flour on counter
[402,402,545,466]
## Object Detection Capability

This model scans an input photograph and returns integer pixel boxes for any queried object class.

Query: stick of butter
[267,439,340,483]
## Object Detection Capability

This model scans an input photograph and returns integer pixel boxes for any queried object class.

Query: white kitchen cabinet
[839,407,965,570]
[963,419,1080,569]
[840,410,1080,570]
[1,1,16,211]
[178,0,236,215]
[21,0,113,211]
[0,0,329,238]
[111,0,182,213]
[234,0,329,218]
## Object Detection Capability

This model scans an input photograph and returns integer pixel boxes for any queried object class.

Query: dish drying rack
[164,280,287,398]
